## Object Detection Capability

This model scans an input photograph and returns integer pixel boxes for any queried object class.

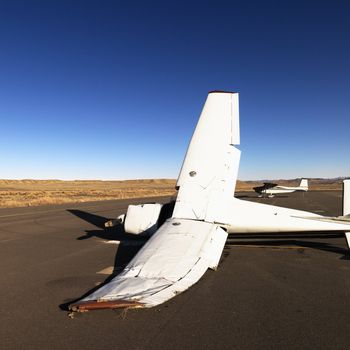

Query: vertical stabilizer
[343,179,350,216]
[300,179,308,189]
[345,232,350,249]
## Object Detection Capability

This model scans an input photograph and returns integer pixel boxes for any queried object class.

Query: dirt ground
[0,178,345,208]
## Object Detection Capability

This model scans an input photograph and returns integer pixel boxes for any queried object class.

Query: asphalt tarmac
[1,191,350,350]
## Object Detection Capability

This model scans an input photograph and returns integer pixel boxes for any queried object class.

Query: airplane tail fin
[343,180,350,249]
[299,178,308,190]
[173,91,240,222]
[343,179,350,216]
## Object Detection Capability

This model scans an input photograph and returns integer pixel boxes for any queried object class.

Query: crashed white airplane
[70,91,350,312]
[253,178,308,197]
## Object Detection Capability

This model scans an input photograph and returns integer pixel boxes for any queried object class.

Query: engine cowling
[124,203,163,236]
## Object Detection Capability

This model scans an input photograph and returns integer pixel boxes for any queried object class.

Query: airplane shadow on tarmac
[60,202,175,311]
[235,194,289,199]
[226,232,350,260]
[59,210,147,311]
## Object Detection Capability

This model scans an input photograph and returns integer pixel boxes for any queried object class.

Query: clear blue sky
[1,0,349,180]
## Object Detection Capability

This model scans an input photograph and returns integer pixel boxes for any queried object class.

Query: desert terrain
[0,179,176,208]
[0,178,347,208]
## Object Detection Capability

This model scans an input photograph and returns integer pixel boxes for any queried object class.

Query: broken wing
[70,218,227,311]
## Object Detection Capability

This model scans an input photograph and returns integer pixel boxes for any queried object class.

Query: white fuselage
[263,186,307,195]
[215,197,350,234]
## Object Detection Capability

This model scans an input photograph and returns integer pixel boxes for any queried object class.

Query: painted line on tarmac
[0,208,64,218]
[102,240,145,246]
[0,203,114,219]
[102,240,120,245]
[97,266,115,275]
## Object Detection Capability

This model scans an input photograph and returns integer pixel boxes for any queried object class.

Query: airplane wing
[173,91,240,222]
[253,183,277,193]
[70,219,227,311]
[263,182,278,189]
[70,91,239,311]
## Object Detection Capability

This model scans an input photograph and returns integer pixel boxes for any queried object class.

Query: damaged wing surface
[70,219,227,311]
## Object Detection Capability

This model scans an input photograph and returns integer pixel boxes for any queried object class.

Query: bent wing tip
[69,299,145,312]
[208,90,237,94]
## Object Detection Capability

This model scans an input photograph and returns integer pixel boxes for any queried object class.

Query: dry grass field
[0,179,177,208]
[0,178,346,208]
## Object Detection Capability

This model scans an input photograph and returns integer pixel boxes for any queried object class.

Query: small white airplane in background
[70,91,350,313]
[254,179,308,198]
